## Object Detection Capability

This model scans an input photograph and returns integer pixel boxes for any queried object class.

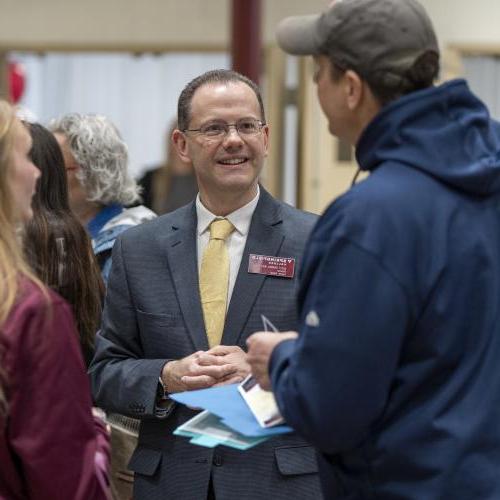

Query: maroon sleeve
[6,288,110,500]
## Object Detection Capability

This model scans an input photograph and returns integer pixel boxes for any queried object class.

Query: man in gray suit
[90,69,322,500]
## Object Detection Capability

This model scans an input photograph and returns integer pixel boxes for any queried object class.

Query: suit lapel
[163,203,209,352]
[222,189,285,346]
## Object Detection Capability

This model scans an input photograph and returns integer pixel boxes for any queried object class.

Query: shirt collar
[196,185,260,237]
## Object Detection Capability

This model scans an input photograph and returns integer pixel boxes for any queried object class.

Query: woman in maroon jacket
[0,100,110,500]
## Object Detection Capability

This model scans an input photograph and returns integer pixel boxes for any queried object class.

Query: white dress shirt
[196,186,260,307]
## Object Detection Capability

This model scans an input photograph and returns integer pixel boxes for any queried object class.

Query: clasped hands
[162,331,299,394]
[161,345,251,393]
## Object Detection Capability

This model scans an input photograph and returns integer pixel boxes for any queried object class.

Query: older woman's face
[54,132,88,214]
[8,121,40,223]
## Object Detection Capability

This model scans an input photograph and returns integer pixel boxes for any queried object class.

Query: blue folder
[170,384,292,437]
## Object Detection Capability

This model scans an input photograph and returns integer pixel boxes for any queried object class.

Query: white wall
[14,51,230,178]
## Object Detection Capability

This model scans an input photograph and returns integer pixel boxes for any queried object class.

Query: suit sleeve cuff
[155,361,176,419]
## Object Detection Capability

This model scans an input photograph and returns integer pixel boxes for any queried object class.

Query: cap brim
[276,14,321,56]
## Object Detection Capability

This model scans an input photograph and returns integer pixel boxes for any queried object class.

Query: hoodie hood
[356,79,500,196]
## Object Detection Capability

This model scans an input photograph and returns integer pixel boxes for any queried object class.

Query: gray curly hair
[49,113,140,205]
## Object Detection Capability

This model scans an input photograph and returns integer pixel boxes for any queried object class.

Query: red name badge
[248,254,295,278]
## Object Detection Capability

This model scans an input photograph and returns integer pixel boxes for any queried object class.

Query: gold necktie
[199,218,235,348]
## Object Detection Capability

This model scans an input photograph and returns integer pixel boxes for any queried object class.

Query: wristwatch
[157,376,170,400]
[155,375,175,419]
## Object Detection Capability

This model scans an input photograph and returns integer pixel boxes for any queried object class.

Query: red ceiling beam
[231,0,262,85]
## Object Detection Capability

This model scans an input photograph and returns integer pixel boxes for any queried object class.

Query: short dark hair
[328,50,439,107]
[177,69,266,131]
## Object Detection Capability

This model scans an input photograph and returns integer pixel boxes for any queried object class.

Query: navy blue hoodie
[270,80,500,499]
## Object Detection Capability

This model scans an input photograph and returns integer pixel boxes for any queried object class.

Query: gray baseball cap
[276,0,439,84]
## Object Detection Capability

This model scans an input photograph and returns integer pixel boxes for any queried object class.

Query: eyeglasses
[184,118,265,139]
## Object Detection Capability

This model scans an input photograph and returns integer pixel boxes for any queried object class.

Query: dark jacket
[0,280,110,500]
[270,80,500,499]
[90,189,323,500]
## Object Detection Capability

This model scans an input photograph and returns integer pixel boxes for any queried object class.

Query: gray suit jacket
[90,189,322,500]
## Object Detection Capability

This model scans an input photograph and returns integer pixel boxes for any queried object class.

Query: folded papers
[174,410,268,450]
[171,383,292,450]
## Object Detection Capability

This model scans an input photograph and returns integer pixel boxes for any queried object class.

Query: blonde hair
[0,100,43,323]
[0,100,45,417]
[0,99,50,422]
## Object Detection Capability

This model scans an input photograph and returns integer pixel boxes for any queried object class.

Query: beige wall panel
[260,45,286,198]
[0,0,329,49]
[0,53,7,99]
[419,0,500,46]
[0,0,499,50]
[0,0,230,48]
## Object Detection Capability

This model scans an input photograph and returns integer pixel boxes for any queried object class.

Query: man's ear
[172,129,192,164]
[262,124,270,158]
[343,70,364,111]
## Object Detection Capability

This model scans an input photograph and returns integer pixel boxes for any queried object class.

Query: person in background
[247,1,500,499]
[22,122,104,366]
[138,120,198,215]
[50,112,156,500]
[0,100,110,499]
[50,113,156,283]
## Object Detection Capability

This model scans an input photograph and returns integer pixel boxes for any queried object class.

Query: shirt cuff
[155,363,175,418]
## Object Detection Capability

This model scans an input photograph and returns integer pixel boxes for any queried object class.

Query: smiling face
[174,81,269,214]
[8,121,40,223]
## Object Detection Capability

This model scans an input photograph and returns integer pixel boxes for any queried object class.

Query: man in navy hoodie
[247,1,500,499]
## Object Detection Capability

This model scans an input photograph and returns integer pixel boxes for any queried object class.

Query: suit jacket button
[212,455,223,467]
